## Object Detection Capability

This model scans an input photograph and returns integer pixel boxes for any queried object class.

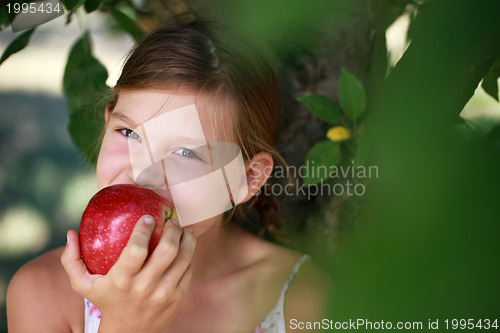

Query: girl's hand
[61,216,196,333]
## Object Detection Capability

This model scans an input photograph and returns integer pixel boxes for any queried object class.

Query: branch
[145,0,195,23]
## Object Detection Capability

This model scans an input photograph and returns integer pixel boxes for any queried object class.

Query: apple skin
[79,184,177,275]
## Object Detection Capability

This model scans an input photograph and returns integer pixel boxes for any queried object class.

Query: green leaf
[352,135,370,165]
[61,0,84,11]
[481,57,500,102]
[63,33,112,165]
[0,28,35,65]
[0,5,10,30]
[84,0,102,13]
[101,0,121,7]
[111,9,143,42]
[303,140,341,185]
[339,68,366,120]
[485,124,500,154]
[298,94,343,124]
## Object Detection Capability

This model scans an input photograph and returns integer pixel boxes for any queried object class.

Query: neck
[189,220,253,283]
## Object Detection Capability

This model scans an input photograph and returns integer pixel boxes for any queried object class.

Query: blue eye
[120,129,142,142]
[175,148,200,160]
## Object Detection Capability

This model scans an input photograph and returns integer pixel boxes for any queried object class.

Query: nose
[134,160,168,190]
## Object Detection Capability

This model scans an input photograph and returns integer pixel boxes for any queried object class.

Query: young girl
[7,15,329,333]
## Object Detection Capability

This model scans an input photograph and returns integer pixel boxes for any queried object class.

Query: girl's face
[96,90,243,236]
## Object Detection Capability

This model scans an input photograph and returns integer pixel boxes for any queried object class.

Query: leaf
[298,94,343,124]
[352,135,370,165]
[63,33,112,165]
[111,9,143,42]
[481,57,500,102]
[339,68,366,120]
[485,124,500,154]
[84,0,102,13]
[0,5,10,30]
[101,0,121,7]
[0,28,35,65]
[60,0,84,11]
[303,140,341,185]
[406,1,427,43]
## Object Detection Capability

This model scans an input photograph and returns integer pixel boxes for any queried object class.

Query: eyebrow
[110,111,139,128]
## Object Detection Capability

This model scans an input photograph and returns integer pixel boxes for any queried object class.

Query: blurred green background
[1,0,500,332]
[0,92,97,330]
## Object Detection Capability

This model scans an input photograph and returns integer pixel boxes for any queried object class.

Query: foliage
[482,57,500,102]
[298,68,368,185]
[322,0,500,324]
[0,28,35,65]
[0,0,146,164]
[63,33,111,165]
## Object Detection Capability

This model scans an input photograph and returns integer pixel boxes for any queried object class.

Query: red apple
[79,184,177,275]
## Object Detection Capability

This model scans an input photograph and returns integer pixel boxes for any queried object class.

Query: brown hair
[113,14,286,240]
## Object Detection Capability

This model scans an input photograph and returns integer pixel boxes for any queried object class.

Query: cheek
[96,149,113,189]
[96,134,130,189]
[96,154,111,189]
[169,170,232,228]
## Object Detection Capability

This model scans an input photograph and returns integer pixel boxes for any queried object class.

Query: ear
[239,152,274,204]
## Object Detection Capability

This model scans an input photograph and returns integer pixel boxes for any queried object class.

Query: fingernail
[66,232,70,245]
[144,216,154,225]
[170,219,180,228]
[186,228,194,235]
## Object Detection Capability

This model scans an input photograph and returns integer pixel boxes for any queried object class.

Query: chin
[182,215,221,238]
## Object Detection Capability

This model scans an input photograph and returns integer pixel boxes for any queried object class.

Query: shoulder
[283,258,332,332]
[7,247,84,332]
[241,232,331,311]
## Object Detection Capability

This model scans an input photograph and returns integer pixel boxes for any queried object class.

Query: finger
[139,219,182,281]
[157,261,193,306]
[158,228,196,291]
[176,261,193,292]
[61,230,94,294]
[110,215,155,277]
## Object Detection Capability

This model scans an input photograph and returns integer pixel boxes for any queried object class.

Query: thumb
[61,230,95,294]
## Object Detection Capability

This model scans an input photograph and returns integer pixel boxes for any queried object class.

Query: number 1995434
[445,319,498,330]
[6,1,62,14]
